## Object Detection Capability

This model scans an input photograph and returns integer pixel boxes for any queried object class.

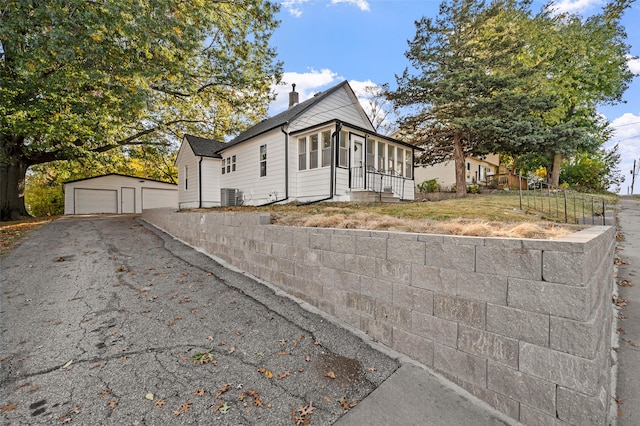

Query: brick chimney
[288,83,299,108]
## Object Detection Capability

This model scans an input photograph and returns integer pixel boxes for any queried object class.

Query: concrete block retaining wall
[143,209,616,425]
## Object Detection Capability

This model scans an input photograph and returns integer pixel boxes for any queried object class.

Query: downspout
[198,156,203,208]
[280,125,289,199]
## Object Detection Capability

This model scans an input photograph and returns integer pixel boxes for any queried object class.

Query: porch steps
[350,189,400,203]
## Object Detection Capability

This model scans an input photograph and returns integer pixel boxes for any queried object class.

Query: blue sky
[267,0,640,193]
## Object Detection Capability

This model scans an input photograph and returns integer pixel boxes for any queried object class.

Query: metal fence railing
[351,166,408,200]
[518,178,615,225]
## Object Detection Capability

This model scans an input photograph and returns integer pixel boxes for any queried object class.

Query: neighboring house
[63,174,178,215]
[414,154,500,191]
[176,81,418,207]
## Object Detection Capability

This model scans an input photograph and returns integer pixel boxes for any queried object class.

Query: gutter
[280,125,289,199]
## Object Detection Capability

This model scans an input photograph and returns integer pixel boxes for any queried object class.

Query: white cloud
[281,0,308,17]
[270,69,340,113]
[549,0,602,14]
[330,0,370,12]
[608,113,640,193]
[281,0,370,16]
[628,55,640,75]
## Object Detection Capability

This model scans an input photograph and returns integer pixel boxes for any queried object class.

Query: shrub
[417,179,440,193]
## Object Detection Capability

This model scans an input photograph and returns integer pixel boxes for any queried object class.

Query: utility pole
[632,159,638,194]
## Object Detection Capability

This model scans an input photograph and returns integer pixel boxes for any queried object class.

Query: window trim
[321,130,331,168]
[310,134,319,169]
[259,144,267,177]
[298,137,307,171]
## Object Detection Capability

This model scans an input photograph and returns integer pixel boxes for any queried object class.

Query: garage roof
[63,173,177,186]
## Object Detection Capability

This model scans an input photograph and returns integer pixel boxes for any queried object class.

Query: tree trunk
[1,135,30,221]
[548,153,562,188]
[453,131,467,197]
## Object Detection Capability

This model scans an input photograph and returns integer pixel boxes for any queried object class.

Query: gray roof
[184,134,226,158]
[219,81,351,152]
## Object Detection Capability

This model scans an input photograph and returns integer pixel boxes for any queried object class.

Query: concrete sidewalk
[613,196,640,425]
[334,363,513,426]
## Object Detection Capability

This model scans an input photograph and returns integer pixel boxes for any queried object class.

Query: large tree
[390,0,633,195]
[1,0,282,220]
[389,0,554,196]
[530,1,634,186]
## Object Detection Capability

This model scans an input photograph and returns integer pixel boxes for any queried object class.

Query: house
[413,154,500,191]
[63,174,178,215]
[176,81,418,207]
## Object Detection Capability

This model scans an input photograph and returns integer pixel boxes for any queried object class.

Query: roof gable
[183,134,225,158]
[219,81,359,152]
[63,173,177,186]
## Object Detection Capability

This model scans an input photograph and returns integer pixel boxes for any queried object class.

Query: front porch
[349,166,415,202]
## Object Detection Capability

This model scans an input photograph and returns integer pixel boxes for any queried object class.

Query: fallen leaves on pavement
[172,401,192,416]
[239,390,264,408]
[257,367,273,379]
[1,403,17,413]
[214,383,233,399]
[293,400,315,425]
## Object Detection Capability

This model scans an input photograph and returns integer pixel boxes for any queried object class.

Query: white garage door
[75,189,118,214]
[141,188,177,210]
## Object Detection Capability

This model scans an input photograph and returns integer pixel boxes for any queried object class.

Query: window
[388,145,395,173]
[378,142,385,171]
[184,165,188,189]
[226,157,231,174]
[366,139,375,170]
[310,134,318,169]
[298,137,307,170]
[396,148,403,176]
[221,158,225,175]
[231,155,236,172]
[260,144,267,177]
[339,131,348,167]
[405,150,413,179]
[321,131,331,167]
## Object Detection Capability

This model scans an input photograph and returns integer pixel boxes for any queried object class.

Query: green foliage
[467,184,480,194]
[560,144,625,192]
[25,179,64,217]
[514,153,549,177]
[388,0,634,193]
[388,0,555,195]
[417,179,440,193]
[1,0,282,220]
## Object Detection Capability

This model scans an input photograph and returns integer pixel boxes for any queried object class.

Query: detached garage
[63,174,178,215]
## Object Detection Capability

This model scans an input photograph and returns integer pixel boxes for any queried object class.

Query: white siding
[414,162,457,190]
[176,142,200,208]
[142,188,178,210]
[218,129,286,206]
[334,168,350,198]
[295,168,332,201]
[201,157,221,207]
[289,87,373,132]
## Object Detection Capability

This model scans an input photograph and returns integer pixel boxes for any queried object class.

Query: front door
[121,187,135,213]
[352,138,364,189]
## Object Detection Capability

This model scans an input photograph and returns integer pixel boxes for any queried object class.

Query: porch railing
[351,166,409,200]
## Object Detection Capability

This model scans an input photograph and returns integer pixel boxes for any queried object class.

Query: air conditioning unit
[221,188,242,206]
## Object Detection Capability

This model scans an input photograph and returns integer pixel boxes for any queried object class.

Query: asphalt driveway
[1,215,399,425]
